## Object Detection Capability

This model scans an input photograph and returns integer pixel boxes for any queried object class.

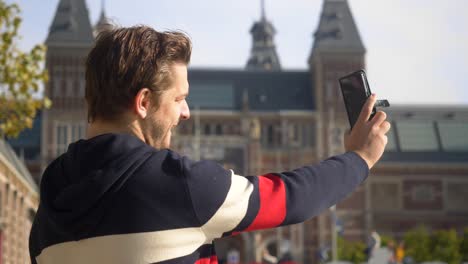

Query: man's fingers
[380,120,391,134]
[370,111,387,127]
[357,94,377,124]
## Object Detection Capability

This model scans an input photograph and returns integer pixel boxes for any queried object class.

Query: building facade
[0,140,38,263]
[6,0,468,263]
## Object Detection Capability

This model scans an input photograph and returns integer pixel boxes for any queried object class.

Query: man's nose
[181,101,190,120]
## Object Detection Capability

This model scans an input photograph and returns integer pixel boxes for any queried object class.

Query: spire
[246,0,281,71]
[94,0,113,37]
[261,0,266,21]
[101,0,105,16]
[46,0,94,47]
[311,0,365,55]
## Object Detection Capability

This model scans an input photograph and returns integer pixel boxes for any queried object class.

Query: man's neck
[86,119,144,142]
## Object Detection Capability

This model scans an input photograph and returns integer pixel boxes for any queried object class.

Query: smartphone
[339,70,375,130]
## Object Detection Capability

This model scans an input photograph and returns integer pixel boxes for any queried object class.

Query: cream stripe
[37,227,206,264]
[202,170,254,241]
[36,171,254,263]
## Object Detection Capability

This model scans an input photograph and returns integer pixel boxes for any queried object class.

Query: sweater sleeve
[181,151,369,240]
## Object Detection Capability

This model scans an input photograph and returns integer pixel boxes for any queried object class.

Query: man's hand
[344,94,391,169]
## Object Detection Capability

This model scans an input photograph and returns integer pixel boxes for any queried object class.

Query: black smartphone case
[338,69,376,129]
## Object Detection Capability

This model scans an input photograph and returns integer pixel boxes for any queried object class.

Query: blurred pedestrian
[366,229,381,260]
[386,240,396,264]
[395,241,405,264]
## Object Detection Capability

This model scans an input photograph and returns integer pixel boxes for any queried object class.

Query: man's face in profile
[145,63,190,149]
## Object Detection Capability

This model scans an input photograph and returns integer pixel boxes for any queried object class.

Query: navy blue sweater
[29,133,369,264]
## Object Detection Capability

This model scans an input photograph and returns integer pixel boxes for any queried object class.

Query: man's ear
[134,88,152,119]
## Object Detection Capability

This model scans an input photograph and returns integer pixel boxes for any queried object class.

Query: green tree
[380,234,395,248]
[430,229,461,264]
[337,237,367,264]
[0,1,50,138]
[404,225,432,263]
[460,228,468,262]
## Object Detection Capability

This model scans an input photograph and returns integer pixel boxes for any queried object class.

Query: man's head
[85,26,192,148]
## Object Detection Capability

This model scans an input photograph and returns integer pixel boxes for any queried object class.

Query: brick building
[7,0,468,263]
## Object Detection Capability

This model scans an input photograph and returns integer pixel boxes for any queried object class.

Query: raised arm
[182,151,368,240]
[183,94,390,241]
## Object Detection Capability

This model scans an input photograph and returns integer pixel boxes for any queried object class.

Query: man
[29,26,390,264]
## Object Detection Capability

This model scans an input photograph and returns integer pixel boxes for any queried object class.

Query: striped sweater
[29,133,369,264]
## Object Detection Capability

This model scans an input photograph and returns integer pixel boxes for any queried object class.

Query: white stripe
[36,171,254,263]
[202,170,254,240]
[37,227,206,264]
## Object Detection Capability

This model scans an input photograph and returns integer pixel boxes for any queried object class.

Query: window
[446,182,468,211]
[53,77,61,97]
[325,81,334,102]
[66,79,74,97]
[60,79,67,97]
[5,183,9,205]
[438,121,468,151]
[371,182,400,210]
[302,123,315,147]
[215,124,222,135]
[288,123,300,146]
[78,79,85,97]
[204,124,211,135]
[71,123,84,142]
[267,124,274,146]
[292,123,299,142]
[397,121,439,151]
[55,122,86,156]
[332,127,342,146]
[188,82,234,109]
[261,123,283,148]
[56,124,68,155]
[412,185,435,202]
[12,190,17,210]
[73,80,80,97]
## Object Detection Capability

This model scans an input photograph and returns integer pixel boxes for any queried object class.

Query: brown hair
[85,26,192,122]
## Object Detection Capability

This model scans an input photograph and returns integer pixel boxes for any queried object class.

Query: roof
[187,68,315,111]
[6,111,42,161]
[381,106,468,163]
[0,139,38,192]
[312,0,366,54]
[46,0,94,47]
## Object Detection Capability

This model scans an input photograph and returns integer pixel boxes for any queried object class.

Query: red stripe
[194,255,218,264]
[244,173,286,231]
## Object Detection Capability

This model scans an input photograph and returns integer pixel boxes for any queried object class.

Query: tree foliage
[460,227,468,262]
[430,229,461,264]
[337,237,367,264]
[0,1,50,138]
[403,225,432,263]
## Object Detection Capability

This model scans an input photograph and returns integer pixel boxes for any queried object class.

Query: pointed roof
[46,0,94,47]
[246,0,281,71]
[94,0,114,37]
[312,0,365,54]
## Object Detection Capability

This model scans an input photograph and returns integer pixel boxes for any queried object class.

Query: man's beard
[141,117,168,149]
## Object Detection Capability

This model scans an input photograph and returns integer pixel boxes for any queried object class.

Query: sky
[9,0,468,106]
